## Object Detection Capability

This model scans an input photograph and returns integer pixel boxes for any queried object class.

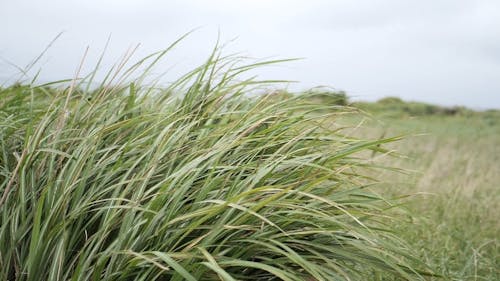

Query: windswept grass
[0,47,429,280]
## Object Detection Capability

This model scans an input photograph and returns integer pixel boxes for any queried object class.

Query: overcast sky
[1,0,499,108]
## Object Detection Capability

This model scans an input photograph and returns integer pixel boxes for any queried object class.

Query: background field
[342,102,500,280]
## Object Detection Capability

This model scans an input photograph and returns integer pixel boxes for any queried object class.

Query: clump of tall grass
[0,44,430,280]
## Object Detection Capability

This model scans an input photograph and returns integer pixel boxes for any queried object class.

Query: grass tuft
[0,46,429,280]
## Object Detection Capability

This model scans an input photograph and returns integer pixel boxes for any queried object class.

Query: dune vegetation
[0,46,435,281]
[1,44,497,280]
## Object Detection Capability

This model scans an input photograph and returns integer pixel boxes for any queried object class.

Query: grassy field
[338,103,500,280]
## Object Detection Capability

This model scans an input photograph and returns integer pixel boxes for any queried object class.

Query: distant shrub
[402,102,440,116]
[377,97,405,105]
[304,89,349,106]
[356,97,474,117]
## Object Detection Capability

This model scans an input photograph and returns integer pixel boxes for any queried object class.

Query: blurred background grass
[329,93,499,280]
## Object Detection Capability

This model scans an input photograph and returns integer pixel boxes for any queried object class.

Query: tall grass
[0,46,429,280]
